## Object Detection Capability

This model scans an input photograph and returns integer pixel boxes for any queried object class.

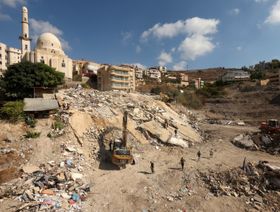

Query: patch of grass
[24,131,41,139]
[0,101,24,122]
[52,118,64,130]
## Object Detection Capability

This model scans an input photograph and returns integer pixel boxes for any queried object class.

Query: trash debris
[200,160,280,211]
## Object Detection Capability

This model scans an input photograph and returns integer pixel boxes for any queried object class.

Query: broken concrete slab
[22,164,41,174]
[232,134,257,150]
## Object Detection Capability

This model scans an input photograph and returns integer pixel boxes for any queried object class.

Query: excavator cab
[260,119,280,134]
[110,112,134,168]
[268,119,279,128]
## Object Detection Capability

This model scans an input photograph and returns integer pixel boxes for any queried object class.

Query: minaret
[20,6,31,58]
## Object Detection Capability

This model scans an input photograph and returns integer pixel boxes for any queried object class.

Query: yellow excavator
[111,111,134,168]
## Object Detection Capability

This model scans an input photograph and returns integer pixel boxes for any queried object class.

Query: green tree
[1,62,64,99]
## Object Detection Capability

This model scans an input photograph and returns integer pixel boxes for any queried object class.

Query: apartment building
[97,65,135,91]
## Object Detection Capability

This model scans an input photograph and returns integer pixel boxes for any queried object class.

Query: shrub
[25,115,37,128]
[250,71,265,80]
[52,118,64,130]
[196,85,225,98]
[0,101,24,122]
[151,86,161,95]
[176,92,203,109]
[24,131,41,139]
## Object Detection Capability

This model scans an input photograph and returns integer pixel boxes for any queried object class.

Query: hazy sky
[0,0,280,70]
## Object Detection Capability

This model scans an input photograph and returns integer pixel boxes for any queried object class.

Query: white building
[0,43,21,73]
[0,6,73,79]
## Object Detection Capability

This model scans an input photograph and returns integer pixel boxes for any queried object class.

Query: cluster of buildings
[0,7,138,92]
[4,6,274,94]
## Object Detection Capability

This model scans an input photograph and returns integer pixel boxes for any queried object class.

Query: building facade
[97,65,135,91]
[0,43,21,74]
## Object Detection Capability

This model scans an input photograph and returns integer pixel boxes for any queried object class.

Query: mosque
[0,6,73,79]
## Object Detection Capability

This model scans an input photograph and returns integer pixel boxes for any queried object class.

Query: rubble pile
[56,87,202,147]
[59,87,166,123]
[200,161,280,210]
[232,133,280,154]
[0,144,90,211]
[206,119,246,126]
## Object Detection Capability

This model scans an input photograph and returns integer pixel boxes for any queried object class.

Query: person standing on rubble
[180,157,185,171]
[209,149,214,158]
[109,141,113,151]
[164,119,169,128]
[174,129,178,137]
[197,150,201,161]
[150,161,154,174]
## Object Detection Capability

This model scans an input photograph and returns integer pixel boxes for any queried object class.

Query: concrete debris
[206,119,246,126]
[232,134,257,150]
[22,164,41,174]
[232,133,280,154]
[55,87,202,146]
[200,160,280,211]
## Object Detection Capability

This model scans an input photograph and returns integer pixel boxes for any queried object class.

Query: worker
[164,119,169,128]
[109,141,113,151]
[197,150,201,161]
[150,161,154,174]
[209,149,214,158]
[131,159,136,165]
[174,129,178,137]
[180,157,185,171]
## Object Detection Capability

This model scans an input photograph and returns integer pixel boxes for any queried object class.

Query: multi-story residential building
[97,65,135,91]
[180,73,189,86]
[0,43,21,74]
[146,68,162,82]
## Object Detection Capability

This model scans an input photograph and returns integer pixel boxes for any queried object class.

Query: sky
[0,0,280,70]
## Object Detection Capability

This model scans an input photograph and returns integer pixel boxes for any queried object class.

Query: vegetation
[25,115,37,128]
[0,62,64,99]
[196,84,225,98]
[73,73,82,81]
[0,101,24,122]
[250,70,265,80]
[24,131,41,139]
[52,118,64,130]
[176,92,203,109]
[81,83,91,89]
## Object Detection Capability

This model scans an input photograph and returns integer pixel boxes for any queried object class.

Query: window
[24,33,27,38]
[0,61,2,65]
[40,56,44,64]
[0,54,1,57]
[25,45,28,50]
[24,18,27,21]
[62,60,66,67]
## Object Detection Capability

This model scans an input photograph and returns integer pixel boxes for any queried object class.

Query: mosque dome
[36,32,64,54]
